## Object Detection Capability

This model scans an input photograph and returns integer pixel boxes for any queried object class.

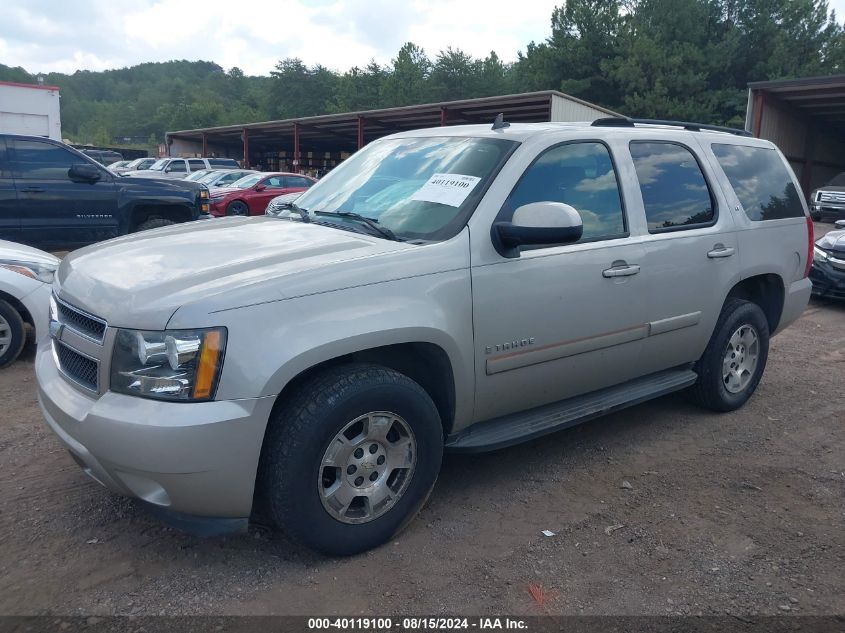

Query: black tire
[135,217,176,232]
[690,298,770,412]
[226,200,249,216]
[0,299,26,369]
[258,363,443,556]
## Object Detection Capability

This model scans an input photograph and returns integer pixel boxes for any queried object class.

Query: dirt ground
[0,225,843,617]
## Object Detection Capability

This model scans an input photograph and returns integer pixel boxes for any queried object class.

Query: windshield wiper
[288,203,311,223]
[313,211,401,241]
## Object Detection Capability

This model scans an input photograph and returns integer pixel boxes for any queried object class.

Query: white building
[0,80,62,140]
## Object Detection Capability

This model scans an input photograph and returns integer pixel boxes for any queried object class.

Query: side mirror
[254,184,266,192]
[493,202,583,257]
[835,219,845,229]
[68,163,102,183]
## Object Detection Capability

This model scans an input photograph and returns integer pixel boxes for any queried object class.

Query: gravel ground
[0,224,842,617]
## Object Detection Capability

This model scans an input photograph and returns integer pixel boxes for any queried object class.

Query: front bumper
[36,340,275,526]
[812,203,845,219]
[810,259,845,299]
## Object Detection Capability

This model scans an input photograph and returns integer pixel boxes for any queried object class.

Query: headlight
[110,327,226,401]
[0,259,57,283]
[813,245,830,262]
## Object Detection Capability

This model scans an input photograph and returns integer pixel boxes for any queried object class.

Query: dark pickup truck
[0,134,211,250]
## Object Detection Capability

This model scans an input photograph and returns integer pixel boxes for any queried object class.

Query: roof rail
[591,117,752,137]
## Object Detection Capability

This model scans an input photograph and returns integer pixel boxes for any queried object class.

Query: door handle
[602,262,641,278]
[707,244,735,259]
[20,186,45,193]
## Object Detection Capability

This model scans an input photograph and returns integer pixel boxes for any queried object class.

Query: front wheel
[226,200,249,216]
[258,364,443,555]
[690,298,770,412]
[0,300,26,369]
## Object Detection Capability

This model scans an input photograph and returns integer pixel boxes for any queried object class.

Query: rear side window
[286,176,314,188]
[209,158,238,167]
[711,144,804,221]
[630,142,715,232]
[188,159,206,172]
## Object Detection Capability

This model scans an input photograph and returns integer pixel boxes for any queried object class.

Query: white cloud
[0,0,557,75]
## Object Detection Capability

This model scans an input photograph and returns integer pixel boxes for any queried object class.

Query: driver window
[499,142,626,243]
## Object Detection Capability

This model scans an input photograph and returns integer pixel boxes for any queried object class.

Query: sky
[4,0,845,77]
[0,0,560,76]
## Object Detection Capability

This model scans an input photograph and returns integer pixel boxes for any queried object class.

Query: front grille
[819,191,845,204]
[55,342,99,391]
[56,297,107,343]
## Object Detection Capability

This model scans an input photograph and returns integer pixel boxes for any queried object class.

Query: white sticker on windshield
[409,173,482,207]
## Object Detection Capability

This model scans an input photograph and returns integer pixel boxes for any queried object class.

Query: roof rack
[591,117,752,137]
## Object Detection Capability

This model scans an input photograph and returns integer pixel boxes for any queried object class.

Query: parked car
[112,157,156,175]
[108,160,132,170]
[191,169,258,190]
[80,149,123,166]
[0,133,212,250]
[810,173,845,221]
[265,191,304,217]
[37,119,812,555]
[126,157,240,180]
[208,172,315,216]
[810,219,845,299]
[0,240,58,367]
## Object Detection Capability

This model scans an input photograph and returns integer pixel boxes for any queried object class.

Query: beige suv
[37,118,812,554]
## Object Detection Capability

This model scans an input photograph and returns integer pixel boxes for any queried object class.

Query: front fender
[213,268,476,430]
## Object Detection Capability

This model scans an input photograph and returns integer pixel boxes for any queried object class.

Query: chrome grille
[819,191,845,204]
[55,342,99,391]
[55,296,107,343]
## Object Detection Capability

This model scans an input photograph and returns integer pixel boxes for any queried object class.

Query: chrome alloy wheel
[0,313,11,356]
[722,324,759,394]
[318,411,416,524]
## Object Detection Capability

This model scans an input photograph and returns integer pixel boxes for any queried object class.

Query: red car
[208,172,316,217]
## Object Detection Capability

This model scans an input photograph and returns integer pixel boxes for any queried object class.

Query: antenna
[492,113,510,130]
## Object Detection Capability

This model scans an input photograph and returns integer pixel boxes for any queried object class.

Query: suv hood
[55,217,414,329]
[817,228,845,255]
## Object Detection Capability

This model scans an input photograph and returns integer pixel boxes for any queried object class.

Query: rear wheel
[259,364,443,555]
[226,200,249,216]
[690,298,769,412]
[0,300,26,369]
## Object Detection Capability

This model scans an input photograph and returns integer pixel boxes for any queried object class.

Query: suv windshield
[826,172,845,187]
[294,136,517,241]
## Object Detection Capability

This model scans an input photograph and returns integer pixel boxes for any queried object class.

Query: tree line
[1,0,843,148]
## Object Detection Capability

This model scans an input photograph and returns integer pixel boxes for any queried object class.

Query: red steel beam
[357,116,365,149]
[242,128,250,168]
[294,122,301,173]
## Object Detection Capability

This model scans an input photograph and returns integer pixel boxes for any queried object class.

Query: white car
[0,241,59,367]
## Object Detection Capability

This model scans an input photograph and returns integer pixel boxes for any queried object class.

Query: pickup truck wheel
[135,217,175,232]
[0,300,26,369]
[690,298,769,412]
[259,363,443,555]
[226,201,249,216]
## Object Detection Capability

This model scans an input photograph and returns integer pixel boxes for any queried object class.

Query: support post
[201,132,208,157]
[440,106,449,126]
[801,125,816,198]
[752,91,765,138]
[357,116,364,150]
[294,122,301,173]
[242,128,250,168]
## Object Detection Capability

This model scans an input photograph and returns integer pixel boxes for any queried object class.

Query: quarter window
[630,142,715,231]
[12,139,78,180]
[711,144,804,221]
[501,142,626,243]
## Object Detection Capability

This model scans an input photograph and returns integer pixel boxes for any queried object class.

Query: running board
[445,367,698,453]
